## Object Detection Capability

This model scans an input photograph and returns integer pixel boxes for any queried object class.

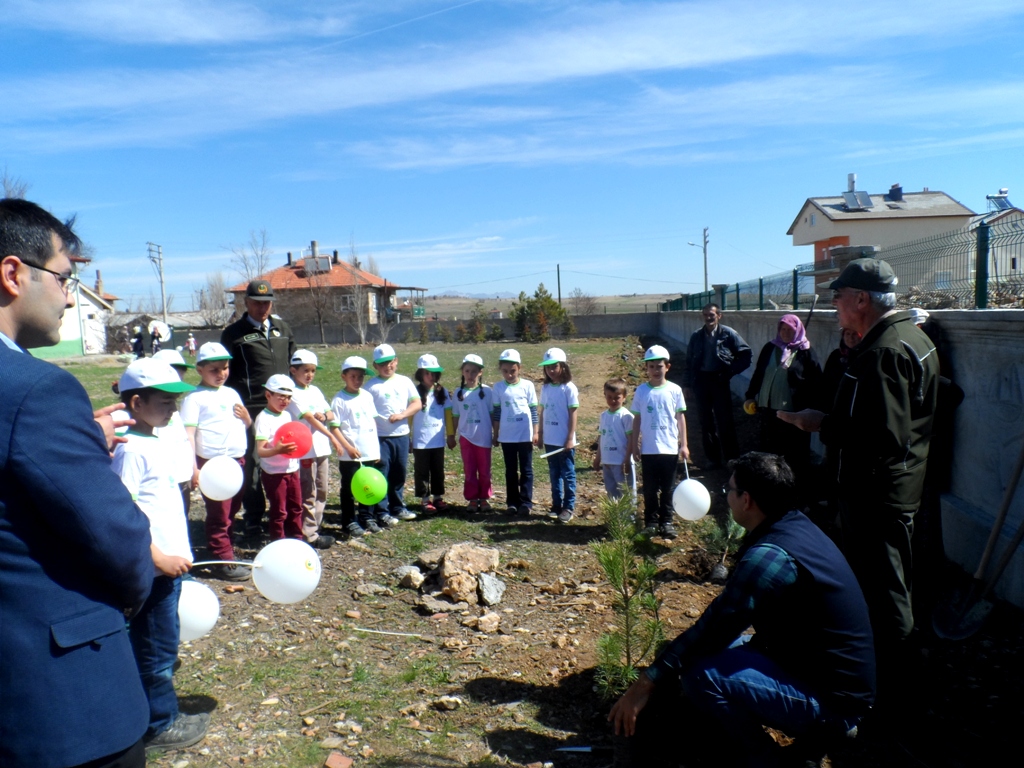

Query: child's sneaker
[547,508,561,520]
[466,499,479,513]
[557,509,574,524]
[433,498,448,511]
[641,523,658,538]
[396,508,417,521]
[421,497,436,513]
[506,504,518,514]
[660,522,678,540]
[479,499,492,512]
[361,518,382,534]
[346,521,366,538]
[517,504,532,516]
[378,513,399,527]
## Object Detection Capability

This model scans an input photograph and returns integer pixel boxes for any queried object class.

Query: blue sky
[4,0,1024,309]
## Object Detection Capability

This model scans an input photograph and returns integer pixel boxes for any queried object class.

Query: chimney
[287,251,293,265]
[889,183,903,202]
[332,249,340,265]
[94,269,103,296]
[847,173,857,192]
[311,240,319,258]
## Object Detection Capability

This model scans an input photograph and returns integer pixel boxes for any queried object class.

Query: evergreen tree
[509,283,571,341]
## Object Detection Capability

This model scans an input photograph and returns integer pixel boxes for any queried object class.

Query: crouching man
[609,452,876,767]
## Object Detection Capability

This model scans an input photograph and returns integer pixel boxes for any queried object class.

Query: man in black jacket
[610,452,875,767]
[221,280,296,533]
[686,303,752,468]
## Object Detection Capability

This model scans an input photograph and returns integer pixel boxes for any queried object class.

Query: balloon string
[191,560,258,568]
[684,460,690,480]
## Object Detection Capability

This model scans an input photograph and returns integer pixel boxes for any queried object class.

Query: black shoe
[310,535,335,550]
[641,524,658,537]
[214,564,250,582]
[346,522,366,538]
[145,712,210,752]
[360,518,382,534]
[660,522,678,540]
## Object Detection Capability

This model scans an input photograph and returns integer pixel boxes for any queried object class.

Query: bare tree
[569,287,599,316]
[343,238,370,345]
[305,264,337,343]
[2,166,30,199]
[195,272,230,327]
[228,228,273,281]
[366,254,381,276]
[377,292,397,343]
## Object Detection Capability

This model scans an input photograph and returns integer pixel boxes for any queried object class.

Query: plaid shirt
[646,542,798,683]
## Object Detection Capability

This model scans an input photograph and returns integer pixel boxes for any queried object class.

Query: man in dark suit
[0,198,154,768]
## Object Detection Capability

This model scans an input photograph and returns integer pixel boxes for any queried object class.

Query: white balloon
[198,456,244,501]
[178,580,220,641]
[673,478,711,521]
[252,539,322,604]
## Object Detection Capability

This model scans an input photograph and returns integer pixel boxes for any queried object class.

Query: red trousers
[198,456,245,561]
[459,436,492,501]
[260,470,303,540]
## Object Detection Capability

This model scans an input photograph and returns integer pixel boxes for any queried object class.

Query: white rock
[477,572,506,605]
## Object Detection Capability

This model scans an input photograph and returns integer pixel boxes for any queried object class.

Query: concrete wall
[659,308,1024,606]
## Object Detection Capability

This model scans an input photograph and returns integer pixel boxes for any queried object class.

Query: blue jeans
[545,445,576,511]
[681,637,861,767]
[500,441,534,509]
[376,435,410,517]
[128,575,181,737]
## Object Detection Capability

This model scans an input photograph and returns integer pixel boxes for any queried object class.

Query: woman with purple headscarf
[744,314,821,483]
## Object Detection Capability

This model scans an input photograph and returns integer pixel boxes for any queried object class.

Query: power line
[430,269,554,291]
[562,268,700,286]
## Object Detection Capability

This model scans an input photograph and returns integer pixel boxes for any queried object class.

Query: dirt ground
[158,338,1024,768]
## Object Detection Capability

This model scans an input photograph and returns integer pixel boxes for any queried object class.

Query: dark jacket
[686,323,752,384]
[221,312,296,410]
[820,311,939,510]
[0,344,154,767]
[745,343,822,412]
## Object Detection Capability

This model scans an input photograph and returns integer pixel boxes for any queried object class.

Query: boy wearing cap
[111,359,209,751]
[363,344,422,524]
[492,348,539,515]
[629,346,689,540]
[254,374,304,541]
[329,357,383,536]
[180,342,251,580]
[153,349,198,516]
[288,349,344,550]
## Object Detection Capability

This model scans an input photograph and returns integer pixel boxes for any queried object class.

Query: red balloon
[274,421,313,456]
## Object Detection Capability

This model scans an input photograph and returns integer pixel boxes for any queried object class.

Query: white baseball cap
[417,354,444,372]
[539,347,566,366]
[643,345,670,361]
[290,349,322,368]
[342,356,369,372]
[462,354,485,368]
[118,359,195,394]
[263,374,295,395]
[373,343,396,363]
[152,349,193,369]
[908,308,930,326]
[196,342,232,363]
[498,348,522,364]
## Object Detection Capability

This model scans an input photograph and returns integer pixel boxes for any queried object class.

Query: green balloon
[351,466,387,506]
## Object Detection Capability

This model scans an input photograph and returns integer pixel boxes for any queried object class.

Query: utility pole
[557,264,562,305]
[688,227,710,293]
[146,242,168,324]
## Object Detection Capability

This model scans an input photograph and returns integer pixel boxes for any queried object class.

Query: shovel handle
[975,436,1024,581]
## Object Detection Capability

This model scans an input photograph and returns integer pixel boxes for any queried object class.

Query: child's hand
[348,446,362,459]
[276,441,297,455]
[192,468,201,488]
[679,445,690,462]
[446,435,457,450]
[563,438,574,451]
[388,413,405,424]
[233,404,251,425]
[593,456,602,470]
[532,431,540,446]
[314,411,327,422]
[154,553,192,578]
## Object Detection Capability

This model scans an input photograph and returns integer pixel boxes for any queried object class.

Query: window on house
[810,214,816,227]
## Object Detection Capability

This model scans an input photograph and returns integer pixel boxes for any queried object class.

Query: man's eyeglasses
[29,263,79,295]
[722,485,743,496]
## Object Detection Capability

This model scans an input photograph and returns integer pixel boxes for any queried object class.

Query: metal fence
[661,216,1024,312]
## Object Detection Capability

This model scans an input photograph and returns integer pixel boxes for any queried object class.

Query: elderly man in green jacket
[779,258,938,686]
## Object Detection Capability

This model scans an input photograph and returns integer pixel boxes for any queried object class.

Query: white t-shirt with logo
[412,387,453,450]
[492,379,538,444]
[288,383,333,459]
[330,389,382,462]
[155,411,195,483]
[179,385,248,459]
[540,381,579,447]
[254,408,300,474]
[364,374,419,438]
[454,385,495,449]
[112,431,192,561]
[599,407,634,465]
[630,381,687,455]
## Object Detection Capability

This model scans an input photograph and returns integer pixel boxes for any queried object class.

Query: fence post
[735,283,740,310]
[975,221,990,309]
[792,269,799,309]
[759,277,764,310]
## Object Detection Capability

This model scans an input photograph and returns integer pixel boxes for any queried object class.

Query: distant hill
[426,291,519,300]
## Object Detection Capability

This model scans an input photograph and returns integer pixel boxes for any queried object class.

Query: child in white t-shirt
[253,374,303,541]
[453,354,494,512]
[288,349,345,550]
[363,343,423,524]
[329,356,382,536]
[152,349,198,516]
[111,358,207,749]
[594,377,636,504]
[179,342,251,581]
[491,348,538,515]
[538,348,579,523]
[411,353,455,514]
[629,345,689,540]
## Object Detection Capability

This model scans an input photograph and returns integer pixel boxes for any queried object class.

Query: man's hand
[608,672,655,737]
[776,409,826,433]
[93,403,130,451]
